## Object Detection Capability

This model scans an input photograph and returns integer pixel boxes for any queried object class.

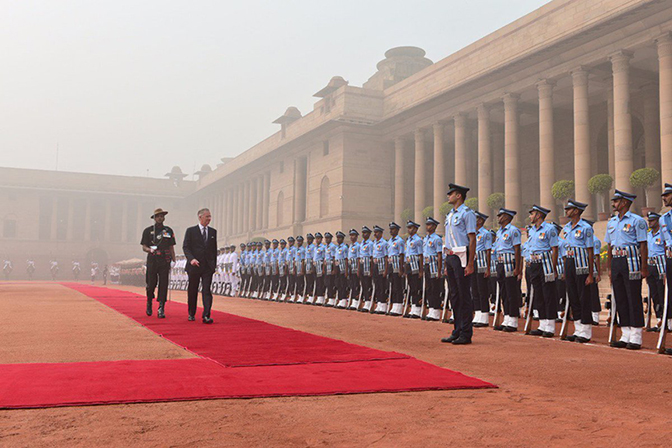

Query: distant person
[91,264,97,284]
[72,261,81,280]
[3,259,12,280]
[141,208,176,319]
[50,259,59,281]
[103,265,109,285]
[26,259,35,280]
[183,208,217,323]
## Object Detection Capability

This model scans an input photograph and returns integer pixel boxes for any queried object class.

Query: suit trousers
[187,269,213,318]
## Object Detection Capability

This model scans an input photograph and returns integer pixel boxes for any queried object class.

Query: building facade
[4,0,672,272]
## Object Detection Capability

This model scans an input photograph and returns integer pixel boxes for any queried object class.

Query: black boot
[158,304,165,318]
[146,299,152,316]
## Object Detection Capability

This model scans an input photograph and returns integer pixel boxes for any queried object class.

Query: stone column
[610,51,634,191]
[294,159,307,224]
[231,187,238,235]
[121,200,128,243]
[454,114,468,186]
[263,172,270,229]
[239,185,245,233]
[243,181,250,232]
[250,180,258,231]
[66,198,75,241]
[256,176,263,229]
[414,128,426,221]
[607,91,615,181]
[104,199,111,242]
[84,200,91,241]
[503,93,521,215]
[492,130,505,194]
[433,124,445,219]
[538,80,556,216]
[50,197,57,240]
[227,189,234,236]
[658,33,672,188]
[643,84,661,169]
[477,105,492,214]
[394,137,406,224]
[572,68,592,213]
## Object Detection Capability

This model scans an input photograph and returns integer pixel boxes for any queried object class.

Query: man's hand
[585,274,594,286]
[190,259,200,267]
[484,270,490,278]
[464,263,474,276]
[595,272,601,283]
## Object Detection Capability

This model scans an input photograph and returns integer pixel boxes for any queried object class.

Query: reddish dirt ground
[1,281,672,447]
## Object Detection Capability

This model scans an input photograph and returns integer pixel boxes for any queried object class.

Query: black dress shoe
[592,321,600,326]
[665,348,672,356]
[494,325,504,331]
[610,340,627,348]
[451,336,472,345]
[188,315,195,321]
[555,318,563,323]
[146,300,152,316]
[426,317,440,322]
[202,317,214,324]
[157,306,165,319]
[566,335,577,342]
[473,322,488,328]
[502,326,517,332]
[410,315,420,319]
[529,329,544,336]
[448,318,455,324]
[441,334,459,343]
[626,343,641,350]
[576,336,590,343]
[542,332,554,338]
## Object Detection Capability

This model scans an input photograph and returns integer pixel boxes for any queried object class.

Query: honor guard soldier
[347,229,361,309]
[253,241,264,298]
[285,236,297,301]
[239,244,249,296]
[304,234,316,303]
[584,220,603,325]
[229,245,240,296]
[3,259,12,280]
[277,239,288,300]
[359,226,375,312]
[371,225,389,314]
[605,190,648,349]
[404,221,423,318]
[659,184,672,353]
[26,259,35,280]
[140,208,176,318]
[72,260,81,280]
[334,231,349,308]
[50,259,59,280]
[423,217,444,321]
[324,232,338,306]
[646,213,665,330]
[261,240,272,300]
[313,233,327,305]
[472,212,492,327]
[440,184,476,344]
[494,208,522,332]
[387,222,405,316]
[555,223,568,321]
[488,230,498,316]
[563,200,596,342]
[268,239,280,300]
[246,243,256,297]
[525,205,559,337]
[294,236,306,302]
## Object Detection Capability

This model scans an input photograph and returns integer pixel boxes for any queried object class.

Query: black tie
[202,227,207,243]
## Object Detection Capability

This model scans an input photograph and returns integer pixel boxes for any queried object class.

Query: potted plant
[422,206,434,221]
[401,208,413,224]
[630,168,660,215]
[487,193,505,229]
[439,201,452,217]
[588,174,613,221]
[552,180,575,224]
[465,197,479,211]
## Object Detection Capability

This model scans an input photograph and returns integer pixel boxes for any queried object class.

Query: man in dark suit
[183,208,218,323]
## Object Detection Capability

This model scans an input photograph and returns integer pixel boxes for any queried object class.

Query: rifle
[441,277,449,323]
[524,284,534,334]
[420,275,427,319]
[607,291,618,344]
[657,282,669,354]
[401,277,410,317]
[493,282,503,328]
[559,289,570,340]
[369,275,376,313]
[645,295,652,331]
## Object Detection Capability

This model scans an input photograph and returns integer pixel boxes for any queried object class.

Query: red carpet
[0,284,496,409]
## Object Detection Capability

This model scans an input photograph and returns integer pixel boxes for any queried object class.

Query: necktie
[202,227,207,243]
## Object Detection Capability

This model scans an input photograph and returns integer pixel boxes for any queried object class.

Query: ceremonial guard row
[163,183,672,354]
[1,259,100,282]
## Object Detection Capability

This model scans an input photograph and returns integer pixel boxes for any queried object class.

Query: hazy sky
[0,0,550,179]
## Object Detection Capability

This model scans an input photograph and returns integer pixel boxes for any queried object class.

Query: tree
[401,208,413,224]
[422,206,434,220]
[588,174,613,214]
[487,192,505,211]
[465,197,479,211]
[630,168,660,207]
[439,201,452,217]
[552,180,575,205]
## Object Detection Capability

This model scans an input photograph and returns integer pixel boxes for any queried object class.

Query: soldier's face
[280,243,286,249]
[374,231,383,239]
[349,235,358,243]
[154,214,165,224]
[497,214,510,227]
[362,231,371,239]
[663,193,672,207]
[426,223,436,234]
[325,237,332,244]
[476,218,485,229]
[447,191,459,205]
[407,226,417,236]
[297,241,303,247]
[390,228,399,237]
[337,236,344,244]
[648,218,658,230]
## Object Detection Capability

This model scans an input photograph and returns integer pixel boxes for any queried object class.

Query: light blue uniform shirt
[306,244,316,261]
[604,212,647,247]
[522,240,531,262]
[475,227,492,253]
[373,238,388,258]
[563,220,594,249]
[387,235,405,257]
[294,246,306,261]
[444,204,477,250]
[326,242,338,259]
[405,234,423,256]
[336,243,348,260]
[314,243,326,261]
[287,246,297,262]
[359,238,374,258]
[423,233,443,257]
[348,242,360,259]
[661,210,672,247]
[262,249,272,264]
[648,229,665,257]
[527,222,559,253]
[270,248,280,263]
[593,238,601,254]
[494,224,521,255]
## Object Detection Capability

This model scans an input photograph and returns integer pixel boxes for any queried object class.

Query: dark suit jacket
[182,225,218,274]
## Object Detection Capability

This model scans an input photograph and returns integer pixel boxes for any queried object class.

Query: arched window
[320,176,330,218]
[277,191,284,226]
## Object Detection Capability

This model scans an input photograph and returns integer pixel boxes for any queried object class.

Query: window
[323,140,330,156]
[3,219,16,238]
[279,161,284,173]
